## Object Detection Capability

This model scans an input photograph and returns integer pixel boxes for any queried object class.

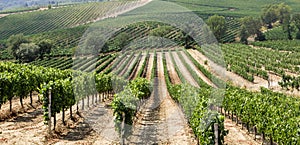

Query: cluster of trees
[206,3,300,44]
[239,3,297,44]
[7,34,53,62]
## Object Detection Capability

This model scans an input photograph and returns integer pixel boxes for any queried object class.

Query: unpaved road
[127,52,197,144]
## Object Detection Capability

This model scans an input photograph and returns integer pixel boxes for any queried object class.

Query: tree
[261,4,278,28]
[277,3,293,40]
[38,39,53,60]
[149,26,173,47]
[277,3,292,24]
[7,34,29,59]
[240,16,265,41]
[206,15,226,42]
[111,32,130,51]
[293,13,300,39]
[16,43,40,62]
[239,25,249,44]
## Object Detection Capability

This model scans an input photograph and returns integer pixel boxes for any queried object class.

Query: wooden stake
[48,89,52,137]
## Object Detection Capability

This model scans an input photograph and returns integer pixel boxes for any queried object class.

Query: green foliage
[240,16,261,36]
[222,43,300,78]
[264,26,297,40]
[239,25,249,44]
[206,15,227,42]
[251,40,300,52]
[149,26,173,37]
[279,74,300,91]
[0,61,72,112]
[16,43,40,62]
[261,3,292,28]
[37,39,53,60]
[261,4,280,28]
[111,77,151,135]
[162,51,227,144]
[107,32,130,52]
[7,34,29,59]
[169,0,300,18]
[223,86,300,144]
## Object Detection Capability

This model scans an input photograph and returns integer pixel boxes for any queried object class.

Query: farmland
[0,0,300,145]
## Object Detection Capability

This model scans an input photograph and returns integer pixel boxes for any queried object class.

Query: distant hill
[0,0,105,11]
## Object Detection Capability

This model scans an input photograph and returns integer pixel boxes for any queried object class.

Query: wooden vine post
[48,89,52,137]
[121,112,126,145]
[214,123,220,145]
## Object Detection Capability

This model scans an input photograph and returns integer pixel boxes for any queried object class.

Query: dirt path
[133,54,146,79]
[145,53,154,80]
[118,54,137,77]
[224,119,260,145]
[179,51,216,87]
[0,94,40,120]
[112,54,130,72]
[187,49,267,91]
[127,52,197,144]
[171,51,199,87]
[165,52,181,84]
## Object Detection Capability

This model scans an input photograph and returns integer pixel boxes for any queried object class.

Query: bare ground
[145,53,154,80]
[133,54,146,79]
[224,119,260,145]
[126,52,197,144]
[171,51,199,87]
[0,94,41,121]
[187,49,266,91]
[118,55,137,77]
[179,51,216,87]
[0,95,118,145]
[165,52,181,84]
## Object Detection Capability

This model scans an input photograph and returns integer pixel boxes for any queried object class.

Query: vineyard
[0,0,300,144]
[1,46,299,144]
[0,1,140,40]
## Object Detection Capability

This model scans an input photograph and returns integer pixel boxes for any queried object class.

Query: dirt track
[165,52,181,84]
[179,51,216,87]
[187,49,268,91]
[132,54,146,79]
[127,52,197,144]
[171,51,199,87]
[145,53,154,80]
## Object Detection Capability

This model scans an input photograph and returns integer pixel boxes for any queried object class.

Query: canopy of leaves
[16,43,40,62]
[206,15,226,42]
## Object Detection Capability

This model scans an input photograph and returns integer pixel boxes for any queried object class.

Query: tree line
[206,3,300,44]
